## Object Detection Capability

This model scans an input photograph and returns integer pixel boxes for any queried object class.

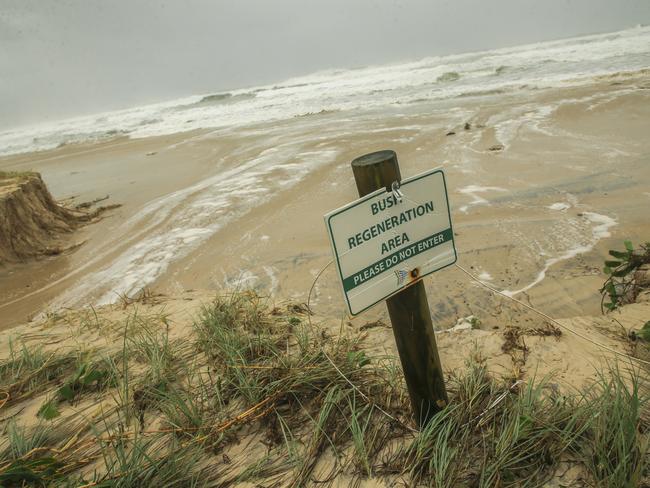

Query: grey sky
[1,0,649,129]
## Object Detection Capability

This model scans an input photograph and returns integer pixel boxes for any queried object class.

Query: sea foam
[502,212,617,297]
[1,25,649,157]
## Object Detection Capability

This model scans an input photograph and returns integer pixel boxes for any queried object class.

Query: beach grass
[0,291,648,487]
[0,339,78,408]
[0,170,37,185]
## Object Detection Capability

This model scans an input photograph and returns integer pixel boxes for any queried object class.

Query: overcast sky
[1,0,649,129]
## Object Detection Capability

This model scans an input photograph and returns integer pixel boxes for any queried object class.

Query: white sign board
[325,168,456,315]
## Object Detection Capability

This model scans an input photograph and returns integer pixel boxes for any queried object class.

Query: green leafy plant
[0,340,75,408]
[600,240,650,312]
[57,360,115,403]
[0,457,64,486]
[35,358,115,420]
[36,399,61,420]
[638,321,650,342]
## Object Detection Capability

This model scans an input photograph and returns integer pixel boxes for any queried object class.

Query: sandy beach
[2,13,650,485]
[1,71,649,331]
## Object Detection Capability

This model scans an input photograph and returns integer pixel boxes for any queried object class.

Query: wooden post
[351,150,448,427]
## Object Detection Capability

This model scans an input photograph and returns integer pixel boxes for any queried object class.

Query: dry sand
[0,72,649,339]
[1,288,648,422]
[0,287,648,480]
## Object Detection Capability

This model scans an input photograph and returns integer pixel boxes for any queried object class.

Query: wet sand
[1,73,649,330]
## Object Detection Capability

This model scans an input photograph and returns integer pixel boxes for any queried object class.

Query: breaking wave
[436,71,461,82]
[1,24,649,157]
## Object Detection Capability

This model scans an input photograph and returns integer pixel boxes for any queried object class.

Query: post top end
[351,150,397,168]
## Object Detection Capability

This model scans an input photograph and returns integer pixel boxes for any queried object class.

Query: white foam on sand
[489,104,557,148]
[547,202,571,211]
[52,146,339,307]
[502,211,617,297]
[263,266,279,293]
[2,25,649,156]
[458,185,507,213]
[478,271,493,281]
[438,315,478,333]
[225,271,259,289]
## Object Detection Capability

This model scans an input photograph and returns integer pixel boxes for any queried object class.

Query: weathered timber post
[351,149,448,427]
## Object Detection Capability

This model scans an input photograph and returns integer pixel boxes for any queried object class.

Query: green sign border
[325,168,457,316]
[342,227,453,292]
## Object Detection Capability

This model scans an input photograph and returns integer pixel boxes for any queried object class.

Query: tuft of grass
[477,378,570,487]
[196,291,274,339]
[192,293,409,484]
[0,170,37,183]
[348,395,380,477]
[391,357,650,488]
[0,339,48,384]
[0,421,53,462]
[576,364,649,487]
[0,339,76,406]
[2,291,649,487]
[0,420,84,486]
[126,314,178,424]
[93,435,210,487]
[234,451,297,485]
[401,405,465,488]
[127,315,175,384]
[159,385,207,438]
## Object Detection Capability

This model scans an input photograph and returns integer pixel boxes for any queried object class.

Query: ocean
[1,25,649,157]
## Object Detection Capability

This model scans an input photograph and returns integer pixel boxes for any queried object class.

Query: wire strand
[317,185,649,366]
[453,263,650,366]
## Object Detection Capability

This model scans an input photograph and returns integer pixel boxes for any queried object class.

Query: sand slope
[0,171,121,266]
[1,288,646,399]
[0,172,82,263]
[0,289,647,486]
